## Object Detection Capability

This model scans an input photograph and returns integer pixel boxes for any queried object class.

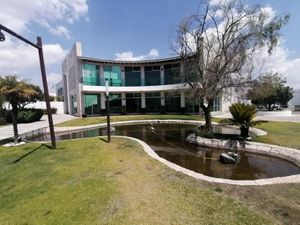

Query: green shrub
[229,103,258,138]
[6,108,43,123]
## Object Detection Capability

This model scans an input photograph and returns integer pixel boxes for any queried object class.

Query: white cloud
[254,41,300,89]
[209,0,234,7]
[115,49,160,61]
[0,37,67,71]
[0,0,88,36]
[46,24,72,39]
[0,0,87,90]
[47,72,62,92]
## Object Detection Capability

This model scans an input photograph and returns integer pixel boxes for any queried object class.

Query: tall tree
[0,76,38,143]
[174,0,289,132]
[247,72,293,110]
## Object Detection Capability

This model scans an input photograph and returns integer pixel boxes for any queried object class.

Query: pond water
[31,123,300,180]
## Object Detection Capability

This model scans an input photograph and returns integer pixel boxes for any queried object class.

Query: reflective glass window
[145,66,161,86]
[164,63,181,84]
[84,94,101,115]
[104,66,122,86]
[125,66,141,86]
[82,64,100,86]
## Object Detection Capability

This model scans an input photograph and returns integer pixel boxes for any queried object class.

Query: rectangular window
[126,93,141,113]
[125,66,141,86]
[145,92,161,112]
[164,63,181,84]
[212,96,221,112]
[84,94,101,115]
[82,64,100,86]
[109,93,122,113]
[104,65,122,86]
[165,92,181,112]
[145,66,161,86]
[186,98,200,114]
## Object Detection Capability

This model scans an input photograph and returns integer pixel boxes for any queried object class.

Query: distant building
[59,42,238,117]
[289,89,300,111]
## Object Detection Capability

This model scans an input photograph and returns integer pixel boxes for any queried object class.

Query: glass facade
[84,94,101,115]
[126,93,141,113]
[145,92,161,112]
[104,66,122,86]
[186,98,200,114]
[145,66,161,86]
[82,64,100,86]
[125,66,141,86]
[213,96,221,111]
[109,93,122,113]
[165,92,181,112]
[164,63,181,84]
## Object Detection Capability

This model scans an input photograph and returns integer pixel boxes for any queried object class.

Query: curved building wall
[62,42,224,117]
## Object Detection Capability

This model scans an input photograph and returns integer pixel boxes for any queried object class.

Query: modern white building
[60,42,234,117]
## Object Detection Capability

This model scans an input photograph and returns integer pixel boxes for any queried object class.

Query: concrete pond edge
[117,135,300,186]
[31,119,300,185]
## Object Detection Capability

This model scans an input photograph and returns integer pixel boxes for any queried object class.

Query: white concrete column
[121,66,125,86]
[141,92,146,108]
[100,64,104,86]
[161,92,165,106]
[101,92,106,110]
[121,92,126,106]
[141,65,145,86]
[160,65,164,85]
[180,91,185,108]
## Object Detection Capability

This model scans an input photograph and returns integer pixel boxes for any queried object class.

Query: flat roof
[78,55,182,65]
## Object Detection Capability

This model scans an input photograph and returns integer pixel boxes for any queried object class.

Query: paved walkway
[0,114,75,141]
[213,112,300,122]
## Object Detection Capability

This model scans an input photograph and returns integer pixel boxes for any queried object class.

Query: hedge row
[6,108,44,123]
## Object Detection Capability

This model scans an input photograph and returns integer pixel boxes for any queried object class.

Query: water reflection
[31,123,300,180]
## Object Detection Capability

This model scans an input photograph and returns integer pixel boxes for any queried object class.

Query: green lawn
[254,121,300,149]
[56,114,222,127]
[0,137,279,225]
[1,115,300,224]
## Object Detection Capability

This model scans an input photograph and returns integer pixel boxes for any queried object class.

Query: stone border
[116,135,300,186]
[43,119,299,185]
[53,119,267,136]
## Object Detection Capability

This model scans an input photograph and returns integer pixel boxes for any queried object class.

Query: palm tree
[0,76,38,143]
[229,103,258,138]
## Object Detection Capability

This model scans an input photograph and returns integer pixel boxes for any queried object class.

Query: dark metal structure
[0,24,56,149]
[105,80,111,143]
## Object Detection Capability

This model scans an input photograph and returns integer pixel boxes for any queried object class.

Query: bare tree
[173,0,289,132]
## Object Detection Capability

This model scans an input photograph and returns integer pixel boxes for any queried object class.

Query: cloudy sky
[0,0,300,93]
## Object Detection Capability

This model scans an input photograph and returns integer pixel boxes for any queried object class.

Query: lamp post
[105,80,111,143]
[0,24,56,149]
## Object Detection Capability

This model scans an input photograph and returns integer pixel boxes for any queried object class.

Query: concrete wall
[62,42,82,116]
[25,101,64,114]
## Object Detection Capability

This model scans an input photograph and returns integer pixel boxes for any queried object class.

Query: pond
[31,123,300,180]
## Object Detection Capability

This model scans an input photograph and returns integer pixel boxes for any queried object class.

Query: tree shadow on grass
[13,143,52,164]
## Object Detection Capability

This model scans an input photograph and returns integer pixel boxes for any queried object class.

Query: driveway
[0,114,75,141]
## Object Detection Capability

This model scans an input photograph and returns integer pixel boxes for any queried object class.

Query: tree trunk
[11,110,19,143]
[240,126,249,138]
[201,103,212,134]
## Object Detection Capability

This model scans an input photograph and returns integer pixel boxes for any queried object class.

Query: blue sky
[0,0,300,93]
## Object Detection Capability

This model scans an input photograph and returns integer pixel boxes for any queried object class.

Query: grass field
[55,114,222,127]
[0,138,279,225]
[1,115,300,224]
[254,121,300,149]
